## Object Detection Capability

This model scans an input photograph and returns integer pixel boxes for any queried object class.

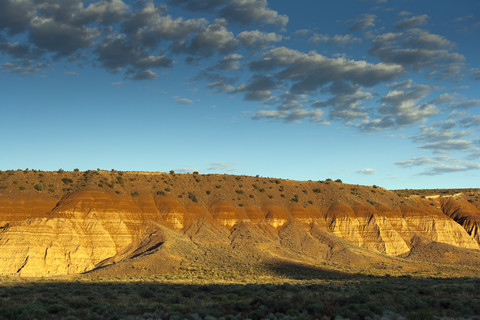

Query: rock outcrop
[0,171,479,277]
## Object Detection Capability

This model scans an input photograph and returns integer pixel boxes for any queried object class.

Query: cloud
[348,14,376,32]
[472,70,480,80]
[239,75,278,101]
[174,167,199,173]
[1,61,45,74]
[310,34,362,48]
[453,99,480,109]
[358,80,438,131]
[95,38,173,76]
[176,97,193,104]
[357,168,376,175]
[219,0,288,26]
[395,157,437,167]
[0,0,36,35]
[131,69,158,80]
[314,82,373,122]
[252,108,329,124]
[237,30,283,48]
[398,11,411,17]
[420,140,473,153]
[419,162,480,175]
[395,14,429,29]
[248,47,405,128]
[468,148,480,160]
[411,124,474,153]
[167,0,227,12]
[460,116,480,128]
[412,129,473,154]
[431,93,454,105]
[396,156,480,175]
[250,47,402,93]
[207,162,236,171]
[215,54,243,70]
[369,29,465,79]
[29,16,100,57]
[173,19,238,57]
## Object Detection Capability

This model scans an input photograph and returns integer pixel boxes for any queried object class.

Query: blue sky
[1,0,479,189]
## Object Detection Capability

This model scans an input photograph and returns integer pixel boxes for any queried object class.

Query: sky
[0,0,479,189]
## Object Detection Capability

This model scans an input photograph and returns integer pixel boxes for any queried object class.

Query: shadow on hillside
[262,260,358,280]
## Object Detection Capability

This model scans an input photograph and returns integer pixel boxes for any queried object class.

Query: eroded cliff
[0,170,479,277]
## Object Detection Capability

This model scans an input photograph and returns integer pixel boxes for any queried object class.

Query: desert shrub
[33,183,44,191]
[62,178,73,184]
[335,179,342,183]
[188,192,198,202]
[291,195,299,202]
[131,191,139,197]
[312,188,321,193]
[235,190,244,194]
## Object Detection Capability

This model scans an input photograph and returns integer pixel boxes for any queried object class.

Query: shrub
[131,191,139,197]
[188,192,198,202]
[335,179,342,183]
[62,178,73,184]
[34,183,44,191]
[291,195,299,202]
[169,170,175,175]
[74,168,79,172]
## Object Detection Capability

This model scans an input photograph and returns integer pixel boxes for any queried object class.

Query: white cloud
[357,168,376,175]
[177,97,193,104]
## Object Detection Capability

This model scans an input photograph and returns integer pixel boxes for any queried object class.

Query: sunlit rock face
[0,190,146,276]
[155,196,190,231]
[440,195,480,245]
[400,203,479,250]
[263,205,289,230]
[0,185,479,276]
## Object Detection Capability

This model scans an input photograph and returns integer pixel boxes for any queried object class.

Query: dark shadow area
[1,275,480,320]
[262,260,357,280]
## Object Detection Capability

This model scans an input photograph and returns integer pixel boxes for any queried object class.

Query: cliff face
[0,171,478,277]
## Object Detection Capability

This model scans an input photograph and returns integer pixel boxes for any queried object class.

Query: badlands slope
[0,170,479,277]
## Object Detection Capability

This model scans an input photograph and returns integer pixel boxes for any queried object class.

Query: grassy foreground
[1,274,480,320]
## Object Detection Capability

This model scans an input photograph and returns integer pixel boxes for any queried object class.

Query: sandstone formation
[0,170,479,277]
